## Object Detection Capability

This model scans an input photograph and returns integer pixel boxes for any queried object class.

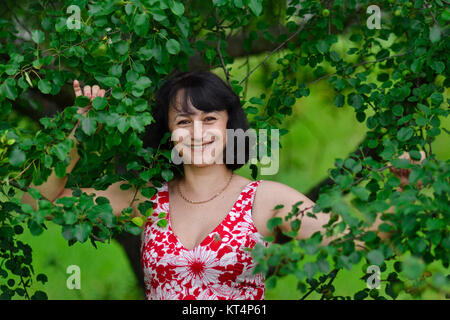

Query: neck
[180,164,232,198]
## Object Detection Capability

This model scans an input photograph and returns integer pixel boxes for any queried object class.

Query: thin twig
[52,29,121,57]
[307,50,413,87]
[215,8,231,87]
[423,1,439,27]
[239,14,316,86]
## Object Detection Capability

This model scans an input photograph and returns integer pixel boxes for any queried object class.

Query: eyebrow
[174,111,220,119]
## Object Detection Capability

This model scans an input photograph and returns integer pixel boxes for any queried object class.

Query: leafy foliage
[0,0,449,299]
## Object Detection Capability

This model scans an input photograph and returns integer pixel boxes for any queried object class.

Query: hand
[389,150,426,191]
[73,79,106,117]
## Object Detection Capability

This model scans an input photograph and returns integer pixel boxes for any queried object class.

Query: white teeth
[186,141,213,149]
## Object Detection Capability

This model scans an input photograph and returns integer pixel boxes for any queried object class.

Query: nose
[192,120,204,143]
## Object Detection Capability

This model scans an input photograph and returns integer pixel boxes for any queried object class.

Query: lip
[183,140,215,148]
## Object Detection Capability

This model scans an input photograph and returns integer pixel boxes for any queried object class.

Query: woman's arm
[53,180,150,218]
[255,181,394,248]
[255,151,426,248]
[21,80,105,210]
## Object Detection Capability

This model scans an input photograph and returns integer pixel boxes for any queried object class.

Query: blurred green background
[5,50,449,300]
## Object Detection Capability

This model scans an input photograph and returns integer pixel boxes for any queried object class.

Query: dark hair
[142,70,250,171]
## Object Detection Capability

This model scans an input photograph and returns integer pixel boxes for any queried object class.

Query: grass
[15,223,142,300]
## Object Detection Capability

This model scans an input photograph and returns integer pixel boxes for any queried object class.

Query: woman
[22,70,422,300]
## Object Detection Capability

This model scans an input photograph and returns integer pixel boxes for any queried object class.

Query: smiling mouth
[183,140,215,149]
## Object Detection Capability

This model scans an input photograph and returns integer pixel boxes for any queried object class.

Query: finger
[83,85,92,99]
[99,89,106,97]
[398,151,410,160]
[73,80,83,97]
[419,150,426,163]
[92,85,100,98]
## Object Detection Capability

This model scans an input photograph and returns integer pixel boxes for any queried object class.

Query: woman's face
[168,89,228,167]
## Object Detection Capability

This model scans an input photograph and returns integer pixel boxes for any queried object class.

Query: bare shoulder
[255,180,313,208]
[233,174,252,188]
[252,180,317,237]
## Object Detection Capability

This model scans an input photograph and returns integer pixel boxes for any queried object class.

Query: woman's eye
[204,117,216,122]
[177,120,190,125]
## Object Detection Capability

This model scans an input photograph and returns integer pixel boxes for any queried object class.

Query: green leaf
[109,64,122,77]
[349,94,364,109]
[124,221,142,235]
[134,76,152,90]
[142,207,153,217]
[304,262,318,278]
[354,290,368,300]
[267,217,283,232]
[158,212,167,218]
[31,30,45,44]
[50,142,70,161]
[81,117,97,136]
[397,127,414,142]
[350,186,369,201]
[30,291,48,300]
[64,210,78,225]
[131,216,144,227]
[151,8,167,22]
[27,187,42,200]
[74,222,92,243]
[333,79,346,91]
[245,106,258,114]
[9,147,26,167]
[169,1,184,16]
[429,25,441,43]
[43,154,53,168]
[401,256,425,280]
[316,40,330,53]
[117,117,130,133]
[94,75,119,87]
[141,187,157,198]
[1,78,18,100]
[134,13,150,36]
[28,220,44,236]
[62,225,74,240]
[430,61,445,73]
[92,97,107,110]
[166,39,180,55]
[249,97,264,105]
[290,219,301,233]
[430,92,443,106]
[36,274,48,284]
[75,95,91,108]
[161,169,174,182]
[392,104,403,116]
[115,41,129,55]
[38,79,52,94]
[157,218,168,228]
[248,0,263,16]
[367,250,384,266]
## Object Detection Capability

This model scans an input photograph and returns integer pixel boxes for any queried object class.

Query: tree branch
[239,14,315,86]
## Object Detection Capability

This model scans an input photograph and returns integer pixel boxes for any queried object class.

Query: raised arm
[53,180,150,218]
[21,80,106,210]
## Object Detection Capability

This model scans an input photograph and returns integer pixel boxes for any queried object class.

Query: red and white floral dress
[140,180,269,300]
